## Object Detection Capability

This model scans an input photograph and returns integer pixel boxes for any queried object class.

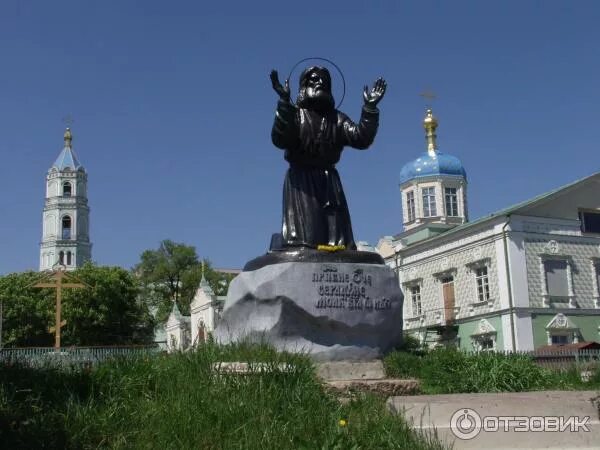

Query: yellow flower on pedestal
[317,244,346,252]
[338,419,348,427]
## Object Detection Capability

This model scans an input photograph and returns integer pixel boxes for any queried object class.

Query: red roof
[534,341,600,354]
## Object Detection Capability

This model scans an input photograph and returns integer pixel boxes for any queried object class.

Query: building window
[472,334,496,352]
[545,313,579,345]
[444,187,458,216]
[475,266,491,302]
[551,334,569,345]
[422,187,437,217]
[59,251,65,265]
[66,251,72,266]
[579,210,600,234]
[63,182,72,197]
[406,191,415,222]
[169,334,178,351]
[471,319,497,351]
[62,216,72,240]
[544,259,569,298]
[410,285,422,316]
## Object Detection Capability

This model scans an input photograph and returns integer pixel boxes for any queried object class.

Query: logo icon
[450,408,482,440]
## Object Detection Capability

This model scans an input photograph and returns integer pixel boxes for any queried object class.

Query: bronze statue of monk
[270,66,386,250]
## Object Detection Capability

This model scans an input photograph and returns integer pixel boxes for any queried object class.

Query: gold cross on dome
[419,90,437,109]
[62,115,75,128]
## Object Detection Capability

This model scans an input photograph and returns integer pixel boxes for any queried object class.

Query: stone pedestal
[215,251,403,361]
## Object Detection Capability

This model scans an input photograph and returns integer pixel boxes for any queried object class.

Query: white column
[539,257,549,306]
[566,260,576,308]
[401,189,407,225]
[414,182,422,224]
[592,260,600,308]
[435,181,443,219]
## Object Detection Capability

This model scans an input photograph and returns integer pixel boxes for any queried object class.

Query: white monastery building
[377,109,600,352]
[39,128,92,271]
[164,272,225,352]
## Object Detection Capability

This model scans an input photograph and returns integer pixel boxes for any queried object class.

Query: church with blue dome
[376,108,600,353]
[397,109,469,244]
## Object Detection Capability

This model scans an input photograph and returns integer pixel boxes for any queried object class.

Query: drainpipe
[502,214,517,352]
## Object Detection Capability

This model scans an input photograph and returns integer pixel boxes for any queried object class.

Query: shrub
[384,351,423,378]
[419,347,470,394]
[398,334,425,353]
[382,347,589,394]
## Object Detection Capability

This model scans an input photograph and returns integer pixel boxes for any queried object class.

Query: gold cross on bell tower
[62,115,75,148]
[62,115,75,127]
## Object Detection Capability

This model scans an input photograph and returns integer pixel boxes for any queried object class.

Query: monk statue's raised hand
[363,77,387,108]
[270,70,291,102]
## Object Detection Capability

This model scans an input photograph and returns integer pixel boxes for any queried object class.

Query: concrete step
[315,360,386,381]
[325,379,420,397]
[387,390,600,449]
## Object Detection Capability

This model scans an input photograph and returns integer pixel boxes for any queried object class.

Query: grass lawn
[1,343,446,449]
[384,347,600,394]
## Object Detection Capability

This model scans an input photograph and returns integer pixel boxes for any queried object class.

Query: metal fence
[2,346,600,373]
[529,349,600,371]
[462,348,600,372]
[0,345,162,368]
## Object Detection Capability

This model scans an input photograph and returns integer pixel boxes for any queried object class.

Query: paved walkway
[388,391,600,450]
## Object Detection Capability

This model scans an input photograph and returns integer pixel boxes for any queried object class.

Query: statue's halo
[287,57,346,109]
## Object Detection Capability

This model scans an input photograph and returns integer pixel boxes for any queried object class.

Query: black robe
[271,99,379,249]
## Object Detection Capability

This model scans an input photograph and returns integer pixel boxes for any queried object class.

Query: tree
[0,264,155,347]
[61,264,155,345]
[134,240,235,322]
[0,272,54,347]
[135,239,198,304]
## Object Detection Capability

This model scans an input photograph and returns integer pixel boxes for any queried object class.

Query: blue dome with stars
[399,151,466,185]
[400,108,467,185]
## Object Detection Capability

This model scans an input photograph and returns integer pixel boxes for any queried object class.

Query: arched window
[63,182,72,197]
[62,216,72,239]
[66,251,72,266]
[59,251,65,265]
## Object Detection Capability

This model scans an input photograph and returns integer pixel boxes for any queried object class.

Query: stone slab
[315,360,386,381]
[387,391,600,449]
[214,261,403,361]
[211,362,294,374]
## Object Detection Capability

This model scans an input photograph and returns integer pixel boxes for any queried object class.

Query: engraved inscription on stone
[312,265,391,311]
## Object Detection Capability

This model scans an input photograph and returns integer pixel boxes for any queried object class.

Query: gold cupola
[423,108,438,156]
[64,127,73,148]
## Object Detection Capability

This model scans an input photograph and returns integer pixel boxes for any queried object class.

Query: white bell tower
[39,128,92,271]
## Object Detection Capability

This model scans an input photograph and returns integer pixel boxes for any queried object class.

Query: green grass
[1,343,447,449]
[384,347,600,394]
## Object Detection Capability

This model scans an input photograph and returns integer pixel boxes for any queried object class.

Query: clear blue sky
[1,1,599,274]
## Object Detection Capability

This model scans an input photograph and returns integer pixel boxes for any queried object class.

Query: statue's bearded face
[297,67,335,111]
